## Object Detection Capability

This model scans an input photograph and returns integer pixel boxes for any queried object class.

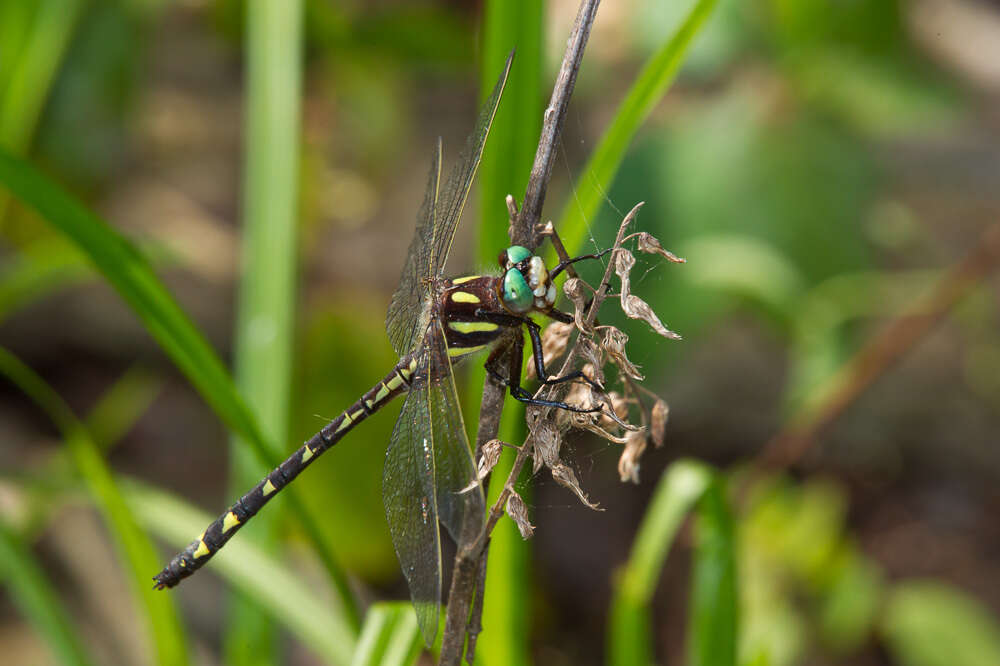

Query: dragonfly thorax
[497,245,557,315]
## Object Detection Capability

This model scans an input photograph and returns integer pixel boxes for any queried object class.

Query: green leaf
[0,346,189,666]
[687,476,737,666]
[555,0,719,256]
[882,581,1000,666]
[122,480,357,666]
[609,460,712,665]
[0,145,358,630]
[0,520,94,666]
[350,603,422,666]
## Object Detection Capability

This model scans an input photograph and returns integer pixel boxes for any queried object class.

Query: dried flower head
[650,399,669,448]
[634,231,685,263]
[478,439,504,480]
[601,326,643,380]
[563,277,593,334]
[507,492,534,539]
[618,429,648,484]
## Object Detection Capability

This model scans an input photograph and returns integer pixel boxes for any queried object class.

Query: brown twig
[512,0,601,249]
[438,2,602,663]
[757,222,1000,473]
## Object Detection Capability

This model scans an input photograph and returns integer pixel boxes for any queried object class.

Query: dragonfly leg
[478,312,601,414]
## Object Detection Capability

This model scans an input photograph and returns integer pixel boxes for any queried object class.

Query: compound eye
[501,268,533,313]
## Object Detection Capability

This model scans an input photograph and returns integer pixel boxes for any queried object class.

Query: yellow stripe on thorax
[451,291,480,304]
[448,321,499,334]
[451,275,479,284]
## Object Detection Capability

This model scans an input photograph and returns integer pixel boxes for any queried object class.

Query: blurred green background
[2,0,999,665]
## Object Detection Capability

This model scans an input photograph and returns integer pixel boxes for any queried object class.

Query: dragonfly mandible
[153,51,604,644]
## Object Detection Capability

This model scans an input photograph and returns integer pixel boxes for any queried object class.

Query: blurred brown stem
[758,222,1000,473]
[438,1,602,663]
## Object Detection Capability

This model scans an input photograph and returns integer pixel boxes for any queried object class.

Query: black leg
[475,309,601,414]
[549,247,613,279]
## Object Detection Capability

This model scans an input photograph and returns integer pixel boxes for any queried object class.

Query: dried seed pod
[526,321,573,380]
[563,277,593,334]
[635,231,685,263]
[601,326,643,380]
[532,419,562,473]
[650,399,669,448]
[478,439,504,480]
[507,492,535,539]
[618,429,648,484]
[552,463,601,510]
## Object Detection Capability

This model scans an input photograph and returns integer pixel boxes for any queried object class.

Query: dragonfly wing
[429,51,513,280]
[382,322,485,646]
[424,320,485,547]
[386,139,441,357]
[383,344,441,644]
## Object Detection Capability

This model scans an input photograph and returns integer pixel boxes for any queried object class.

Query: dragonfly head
[497,245,557,314]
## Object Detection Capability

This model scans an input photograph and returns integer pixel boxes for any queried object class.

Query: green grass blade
[0,346,189,666]
[0,520,95,666]
[687,475,737,666]
[122,480,356,666]
[608,460,712,665]
[0,147,357,623]
[350,603,422,666]
[0,238,93,323]
[85,365,162,453]
[554,0,719,256]
[0,147,265,448]
[225,0,314,661]
[476,4,544,665]
[0,0,85,226]
[0,0,84,150]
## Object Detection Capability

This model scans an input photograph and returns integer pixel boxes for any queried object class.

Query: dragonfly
[153,52,604,644]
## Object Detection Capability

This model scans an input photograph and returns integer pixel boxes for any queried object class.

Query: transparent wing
[429,52,513,281]
[425,320,484,549]
[382,322,484,646]
[383,344,439,644]
[385,52,513,356]
[385,139,441,357]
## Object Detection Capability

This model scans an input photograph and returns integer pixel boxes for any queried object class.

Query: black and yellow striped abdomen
[152,355,418,589]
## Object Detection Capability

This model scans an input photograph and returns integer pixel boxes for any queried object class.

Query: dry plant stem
[439,2,603,663]
[512,0,602,248]
[758,222,1000,472]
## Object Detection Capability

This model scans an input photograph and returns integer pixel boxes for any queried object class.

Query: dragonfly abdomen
[153,355,418,590]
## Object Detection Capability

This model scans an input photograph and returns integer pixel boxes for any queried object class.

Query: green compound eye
[502,268,533,313]
[505,245,532,265]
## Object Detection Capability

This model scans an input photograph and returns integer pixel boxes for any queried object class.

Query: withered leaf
[552,463,601,510]
[635,231,685,263]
